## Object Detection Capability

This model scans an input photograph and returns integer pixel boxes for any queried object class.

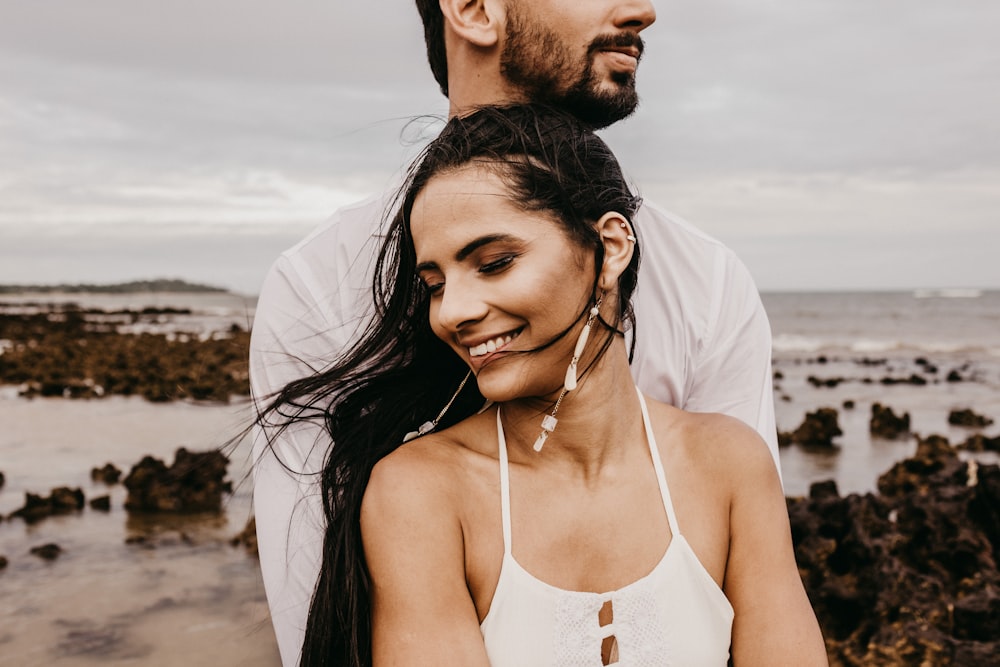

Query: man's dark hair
[415,0,449,96]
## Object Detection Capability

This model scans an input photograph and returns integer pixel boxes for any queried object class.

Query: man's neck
[444,44,527,117]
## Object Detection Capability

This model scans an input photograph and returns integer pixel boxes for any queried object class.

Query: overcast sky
[1,0,998,294]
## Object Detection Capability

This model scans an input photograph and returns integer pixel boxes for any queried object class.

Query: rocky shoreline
[1,447,250,565]
[773,351,1000,664]
[790,433,1000,664]
[0,303,249,402]
[2,300,999,663]
[3,414,997,664]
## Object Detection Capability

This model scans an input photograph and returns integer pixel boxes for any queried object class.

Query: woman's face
[410,163,595,402]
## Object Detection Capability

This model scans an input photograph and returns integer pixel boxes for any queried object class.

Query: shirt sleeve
[249,254,333,667]
[249,204,383,666]
[683,246,781,480]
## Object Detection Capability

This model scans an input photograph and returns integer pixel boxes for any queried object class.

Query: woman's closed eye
[419,252,520,295]
[479,254,518,275]
[422,278,445,295]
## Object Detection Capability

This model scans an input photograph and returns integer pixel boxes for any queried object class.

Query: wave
[772,333,994,356]
[913,288,983,299]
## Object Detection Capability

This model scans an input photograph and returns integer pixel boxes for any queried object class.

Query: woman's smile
[467,329,522,358]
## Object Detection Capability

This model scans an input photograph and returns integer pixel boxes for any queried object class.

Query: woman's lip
[466,331,522,372]
[466,329,521,357]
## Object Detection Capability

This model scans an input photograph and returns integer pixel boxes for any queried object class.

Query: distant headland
[0,279,230,295]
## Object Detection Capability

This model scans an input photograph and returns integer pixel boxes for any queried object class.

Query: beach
[1,289,998,665]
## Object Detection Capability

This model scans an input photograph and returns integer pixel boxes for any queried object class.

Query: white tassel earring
[564,302,600,391]
[532,296,603,452]
[403,369,473,442]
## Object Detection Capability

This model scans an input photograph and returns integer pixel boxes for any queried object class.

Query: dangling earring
[533,296,603,452]
[564,301,601,391]
[403,369,473,442]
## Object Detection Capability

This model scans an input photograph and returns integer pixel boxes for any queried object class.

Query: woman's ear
[440,0,502,48]
[594,212,636,291]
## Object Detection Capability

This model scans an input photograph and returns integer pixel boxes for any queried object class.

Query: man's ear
[594,212,636,291]
[440,0,502,48]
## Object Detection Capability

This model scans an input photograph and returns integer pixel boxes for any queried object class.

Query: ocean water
[1,289,998,663]
[764,289,1000,358]
[763,289,1000,496]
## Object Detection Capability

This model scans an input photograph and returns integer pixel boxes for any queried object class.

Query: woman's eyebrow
[415,233,520,273]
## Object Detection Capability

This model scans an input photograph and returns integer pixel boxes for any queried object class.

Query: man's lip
[598,49,639,72]
[601,46,641,60]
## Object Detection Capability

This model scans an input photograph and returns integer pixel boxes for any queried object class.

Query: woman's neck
[496,337,647,480]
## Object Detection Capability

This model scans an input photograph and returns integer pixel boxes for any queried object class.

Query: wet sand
[2,292,999,664]
[0,397,279,666]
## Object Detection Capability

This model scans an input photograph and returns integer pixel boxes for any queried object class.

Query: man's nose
[615,0,656,32]
[436,281,489,333]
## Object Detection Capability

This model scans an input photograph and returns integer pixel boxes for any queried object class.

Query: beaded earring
[532,296,603,451]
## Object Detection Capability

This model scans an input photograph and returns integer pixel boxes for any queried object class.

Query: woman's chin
[475,375,563,406]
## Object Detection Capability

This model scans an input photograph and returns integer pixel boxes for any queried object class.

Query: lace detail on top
[552,588,670,666]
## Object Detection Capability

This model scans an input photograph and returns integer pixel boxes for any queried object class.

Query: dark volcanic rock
[952,589,1000,641]
[89,495,111,511]
[948,408,994,428]
[123,448,231,513]
[777,431,793,448]
[30,543,63,560]
[90,463,122,485]
[842,400,855,410]
[0,554,7,570]
[808,375,845,388]
[869,402,911,440]
[9,487,85,523]
[880,373,928,386]
[0,307,250,402]
[789,408,842,447]
[809,479,840,500]
[877,435,961,498]
[790,435,1000,664]
[231,515,258,557]
[0,470,5,490]
[959,434,1000,453]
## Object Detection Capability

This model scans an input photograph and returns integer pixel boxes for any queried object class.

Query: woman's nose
[435,280,489,333]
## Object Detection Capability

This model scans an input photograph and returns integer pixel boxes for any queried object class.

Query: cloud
[1,0,998,290]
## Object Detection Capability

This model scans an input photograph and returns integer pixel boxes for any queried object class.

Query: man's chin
[557,87,639,129]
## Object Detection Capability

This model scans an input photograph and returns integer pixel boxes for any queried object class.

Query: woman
[263,105,827,666]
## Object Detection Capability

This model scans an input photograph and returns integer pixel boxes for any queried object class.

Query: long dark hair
[259,105,641,667]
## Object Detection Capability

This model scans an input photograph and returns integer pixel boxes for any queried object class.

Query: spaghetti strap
[496,408,513,555]
[636,387,682,537]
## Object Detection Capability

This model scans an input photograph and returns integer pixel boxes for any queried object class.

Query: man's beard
[499,10,643,129]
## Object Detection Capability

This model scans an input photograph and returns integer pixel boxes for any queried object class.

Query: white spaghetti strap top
[481,387,734,666]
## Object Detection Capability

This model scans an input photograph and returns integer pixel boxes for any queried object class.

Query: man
[251,1,777,665]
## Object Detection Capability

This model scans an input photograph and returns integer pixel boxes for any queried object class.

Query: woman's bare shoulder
[365,410,499,512]
[647,399,779,490]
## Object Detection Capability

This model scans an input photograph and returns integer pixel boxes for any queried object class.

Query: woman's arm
[721,426,828,666]
[361,445,492,667]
